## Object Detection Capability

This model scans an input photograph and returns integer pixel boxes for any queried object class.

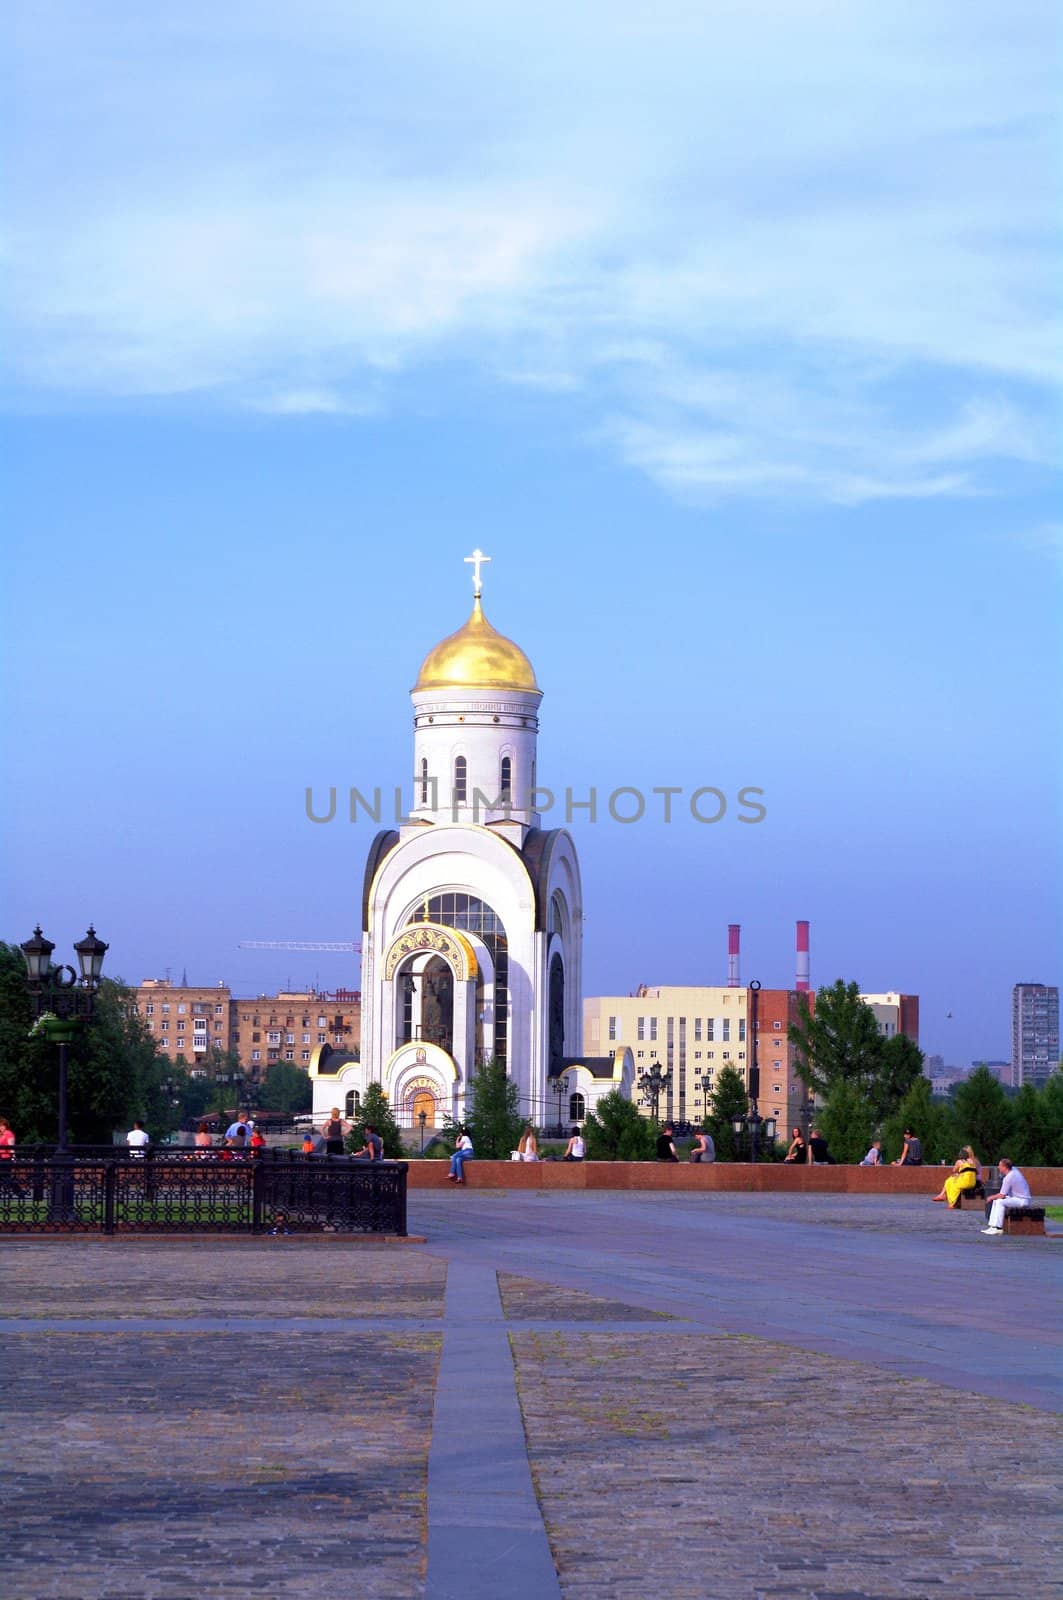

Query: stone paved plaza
[2,1191,1061,1600]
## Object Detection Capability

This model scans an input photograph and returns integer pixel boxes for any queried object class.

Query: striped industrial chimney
[796,920,810,992]
[727,924,740,987]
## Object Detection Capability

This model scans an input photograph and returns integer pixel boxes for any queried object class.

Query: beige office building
[585,986,761,1127]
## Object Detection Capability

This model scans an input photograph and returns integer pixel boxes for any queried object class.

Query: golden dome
[413,596,540,694]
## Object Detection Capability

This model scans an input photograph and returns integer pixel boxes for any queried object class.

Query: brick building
[135,980,361,1085]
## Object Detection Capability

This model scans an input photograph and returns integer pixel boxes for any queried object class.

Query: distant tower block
[796,920,810,993]
[727,924,741,988]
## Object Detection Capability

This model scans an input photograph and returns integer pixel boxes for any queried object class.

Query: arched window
[568,1091,586,1122]
[500,754,512,802]
[344,1089,360,1118]
[420,757,429,805]
[454,755,468,804]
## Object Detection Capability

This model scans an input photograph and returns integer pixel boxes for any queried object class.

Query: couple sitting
[931,1147,983,1207]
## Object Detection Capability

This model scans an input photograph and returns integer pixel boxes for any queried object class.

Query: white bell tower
[409,548,542,840]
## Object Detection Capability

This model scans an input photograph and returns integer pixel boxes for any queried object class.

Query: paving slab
[425,1261,561,1600]
[410,1192,1063,1411]
[510,1328,1062,1600]
[3,1190,1061,1600]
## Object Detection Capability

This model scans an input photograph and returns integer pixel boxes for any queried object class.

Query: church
[310,552,633,1135]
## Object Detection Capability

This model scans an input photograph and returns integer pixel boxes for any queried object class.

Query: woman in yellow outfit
[932,1147,982,1206]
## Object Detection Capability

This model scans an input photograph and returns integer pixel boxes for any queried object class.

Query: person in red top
[0,1116,23,1196]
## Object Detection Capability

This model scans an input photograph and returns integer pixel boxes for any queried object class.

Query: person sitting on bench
[982,1159,1031,1235]
[932,1146,982,1206]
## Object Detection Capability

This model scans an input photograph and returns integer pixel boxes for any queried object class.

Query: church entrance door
[411,1089,436,1130]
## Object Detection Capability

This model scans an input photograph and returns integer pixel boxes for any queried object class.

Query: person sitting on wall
[354,1123,383,1160]
[932,1146,982,1206]
[516,1126,539,1162]
[808,1127,837,1164]
[448,1128,474,1184]
[656,1124,679,1162]
[689,1129,715,1163]
[859,1140,883,1166]
[784,1126,807,1164]
[562,1127,585,1162]
[893,1128,923,1166]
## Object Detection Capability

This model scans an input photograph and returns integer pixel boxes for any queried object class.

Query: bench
[951,1179,987,1209]
[1002,1207,1046,1237]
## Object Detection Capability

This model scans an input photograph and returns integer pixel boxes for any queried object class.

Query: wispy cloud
[3,0,1058,505]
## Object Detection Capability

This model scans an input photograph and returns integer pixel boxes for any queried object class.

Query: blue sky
[2,1,1059,1066]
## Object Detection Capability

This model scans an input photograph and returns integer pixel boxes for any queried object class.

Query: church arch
[500,753,512,802]
[344,1088,361,1118]
[420,757,429,805]
[454,755,468,804]
[410,893,509,1065]
[568,1091,586,1122]
[548,950,565,1077]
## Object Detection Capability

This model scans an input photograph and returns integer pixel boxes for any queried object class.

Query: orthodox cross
[464,547,491,597]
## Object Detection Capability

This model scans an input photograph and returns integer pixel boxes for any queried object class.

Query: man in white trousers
[982,1159,1031,1235]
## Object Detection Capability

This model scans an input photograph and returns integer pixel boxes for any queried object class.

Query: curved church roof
[412,596,540,694]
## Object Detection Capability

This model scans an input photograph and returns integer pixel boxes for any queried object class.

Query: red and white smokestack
[796,920,810,992]
[727,924,740,988]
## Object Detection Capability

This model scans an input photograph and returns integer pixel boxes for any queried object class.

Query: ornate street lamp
[418,1108,427,1153]
[547,1071,569,1136]
[21,924,108,1220]
[637,1057,672,1122]
[21,924,108,1155]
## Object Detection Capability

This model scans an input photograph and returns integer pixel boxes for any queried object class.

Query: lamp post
[637,1057,672,1122]
[700,1071,712,1125]
[548,1072,569,1137]
[730,1108,778,1164]
[21,925,108,1153]
[21,924,108,1219]
[418,1108,427,1153]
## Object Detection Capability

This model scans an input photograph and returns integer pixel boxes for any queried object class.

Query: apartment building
[860,992,920,1044]
[1011,983,1060,1088]
[135,980,361,1082]
[230,990,360,1074]
[137,979,236,1064]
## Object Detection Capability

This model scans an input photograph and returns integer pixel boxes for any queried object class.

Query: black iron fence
[0,1149,407,1237]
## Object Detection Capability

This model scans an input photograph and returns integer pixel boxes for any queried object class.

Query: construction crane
[239,941,361,955]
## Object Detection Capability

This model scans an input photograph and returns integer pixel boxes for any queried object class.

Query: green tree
[789,980,924,1124]
[346,1081,405,1158]
[819,1079,875,1164]
[877,1034,926,1121]
[0,943,164,1143]
[951,1066,1014,1163]
[464,1056,524,1159]
[1007,1083,1062,1167]
[583,1090,656,1160]
[881,1076,958,1165]
[705,1063,748,1160]
[789,981,882,1096]
[258,1060,313,1113]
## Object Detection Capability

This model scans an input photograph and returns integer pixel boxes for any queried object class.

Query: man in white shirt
[982,1159,1031,1234]
[126,1121,150,1156]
